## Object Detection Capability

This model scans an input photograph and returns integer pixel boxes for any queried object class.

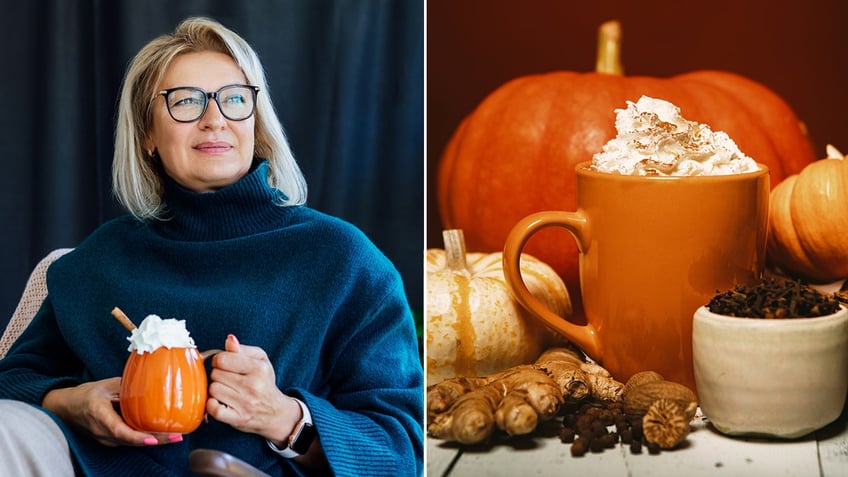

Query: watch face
[291,422,317,455]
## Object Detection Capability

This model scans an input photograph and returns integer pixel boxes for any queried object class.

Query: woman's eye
[173,97,203,107]
[222,94,246,104]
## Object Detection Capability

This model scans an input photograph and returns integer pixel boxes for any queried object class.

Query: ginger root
[427,346,623,444]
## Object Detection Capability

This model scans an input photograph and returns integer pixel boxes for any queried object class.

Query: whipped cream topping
[591,96,759,176]
[127,314,196,354]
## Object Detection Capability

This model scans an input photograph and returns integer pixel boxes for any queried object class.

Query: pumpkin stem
[442,229,469,272]
[596,20,624,75]
[825,144,845,159]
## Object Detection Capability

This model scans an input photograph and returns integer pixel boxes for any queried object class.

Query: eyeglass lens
[164,85,257,122]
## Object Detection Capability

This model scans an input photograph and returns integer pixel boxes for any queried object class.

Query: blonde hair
[113,17,307,219]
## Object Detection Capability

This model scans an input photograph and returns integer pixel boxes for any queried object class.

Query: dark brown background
[427,0,848,249]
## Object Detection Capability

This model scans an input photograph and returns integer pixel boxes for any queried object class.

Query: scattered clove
[559,399,667,456]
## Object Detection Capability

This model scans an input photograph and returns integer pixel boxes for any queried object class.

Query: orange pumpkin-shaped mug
[120,346,209,433]
[118,314,216,434]
[502,161,770,394]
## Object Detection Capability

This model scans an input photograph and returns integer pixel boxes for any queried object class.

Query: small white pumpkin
[426,229,572,386]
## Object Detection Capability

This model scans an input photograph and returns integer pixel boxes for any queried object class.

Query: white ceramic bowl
[692,304,848,438]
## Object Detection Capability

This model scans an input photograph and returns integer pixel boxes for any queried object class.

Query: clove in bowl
[692,279,848,438]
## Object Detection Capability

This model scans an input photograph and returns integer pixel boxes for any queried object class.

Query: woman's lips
[194,142,232,153]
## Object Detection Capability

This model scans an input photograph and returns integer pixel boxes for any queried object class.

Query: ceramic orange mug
[502,161,770,393]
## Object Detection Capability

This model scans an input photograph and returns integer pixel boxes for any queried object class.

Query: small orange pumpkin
[767,145,848,283]
[120,346,208,433]
[426,229,571,386]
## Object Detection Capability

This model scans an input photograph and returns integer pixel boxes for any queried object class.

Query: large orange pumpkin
[120,347,208,433]
[437,21,817,315]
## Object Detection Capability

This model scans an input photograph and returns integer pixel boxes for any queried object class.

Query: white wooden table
[427,281,848,476]
[427,404,848,476]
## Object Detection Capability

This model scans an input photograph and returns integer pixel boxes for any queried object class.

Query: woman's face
[147,51,255,192]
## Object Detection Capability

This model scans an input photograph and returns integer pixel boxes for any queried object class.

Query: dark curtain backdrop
[0,0,424,333]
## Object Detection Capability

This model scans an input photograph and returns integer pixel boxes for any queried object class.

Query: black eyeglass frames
[159,84,260,123]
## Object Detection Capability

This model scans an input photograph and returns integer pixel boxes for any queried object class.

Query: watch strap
[266,398,314,458]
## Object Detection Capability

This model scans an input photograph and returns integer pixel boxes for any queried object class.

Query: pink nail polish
[168,434,184,443]
[228,334,239,346]
[143,437,158,446]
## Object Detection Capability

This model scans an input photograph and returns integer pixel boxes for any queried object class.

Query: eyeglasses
[159,84,260,123]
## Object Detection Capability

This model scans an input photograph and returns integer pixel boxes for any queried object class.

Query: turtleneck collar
[152,160,293,241]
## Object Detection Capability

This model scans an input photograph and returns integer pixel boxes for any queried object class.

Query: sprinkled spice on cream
[591,96,759,176]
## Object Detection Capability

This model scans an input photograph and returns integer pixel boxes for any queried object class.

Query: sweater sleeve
[288,277,424,477]
[0,296,85,403]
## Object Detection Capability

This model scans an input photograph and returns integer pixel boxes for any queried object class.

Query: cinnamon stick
[111,307,137,332]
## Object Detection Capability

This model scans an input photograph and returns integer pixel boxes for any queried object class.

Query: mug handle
[502,210,601,359]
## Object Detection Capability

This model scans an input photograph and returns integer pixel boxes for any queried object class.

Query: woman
[0,17,423,476]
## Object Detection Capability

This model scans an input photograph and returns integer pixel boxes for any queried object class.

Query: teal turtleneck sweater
[0,161,424,476]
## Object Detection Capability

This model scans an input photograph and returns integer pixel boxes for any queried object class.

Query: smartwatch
[267,398,317,458]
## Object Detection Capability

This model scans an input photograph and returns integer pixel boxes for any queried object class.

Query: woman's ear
[143,135,156,158]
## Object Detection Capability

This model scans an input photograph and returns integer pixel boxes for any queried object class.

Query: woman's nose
[198,99,226,129]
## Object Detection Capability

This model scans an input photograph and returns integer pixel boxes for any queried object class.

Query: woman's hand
[208,335,330,473]
[206,335,301,441]
[42,377,183,447]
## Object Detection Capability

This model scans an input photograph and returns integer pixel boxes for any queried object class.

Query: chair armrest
[188,449,271,477]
